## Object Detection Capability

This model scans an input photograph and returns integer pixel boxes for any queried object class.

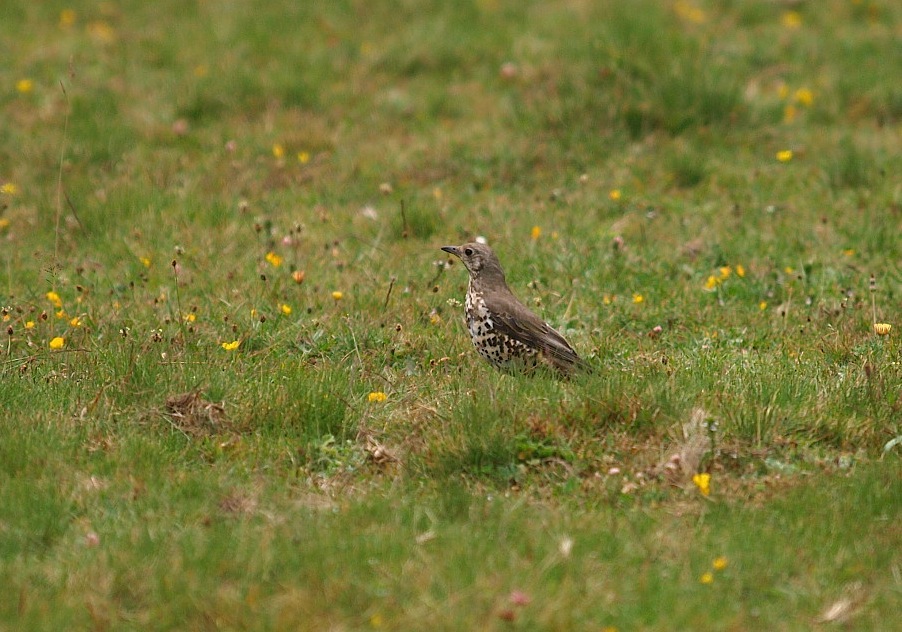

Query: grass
[2,0,901,628]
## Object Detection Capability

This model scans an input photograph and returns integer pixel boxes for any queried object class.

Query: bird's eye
[464,248,473,256]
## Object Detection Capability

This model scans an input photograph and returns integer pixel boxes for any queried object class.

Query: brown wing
[484,292,586,373]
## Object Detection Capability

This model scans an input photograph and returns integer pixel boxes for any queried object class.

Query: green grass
[2,0,901,628]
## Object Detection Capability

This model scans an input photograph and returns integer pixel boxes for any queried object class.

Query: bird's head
[441,242,505,282]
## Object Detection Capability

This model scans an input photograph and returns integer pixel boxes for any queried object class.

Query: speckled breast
[464,285,539,368]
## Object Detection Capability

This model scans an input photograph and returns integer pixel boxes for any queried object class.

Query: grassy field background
[2,0,901,629]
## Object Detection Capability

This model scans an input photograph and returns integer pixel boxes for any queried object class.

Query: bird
[440,241,587,375]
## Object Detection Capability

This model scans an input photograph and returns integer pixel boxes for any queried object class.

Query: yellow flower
[632,293,644,304]
[69,316,81,327]
[531,226,541,240]
[700,572,714,585]
[16,79,34,94]
[429,312,442,325]
[873,323,892,336]
[49,336,65,350]
[59,9,76,27]
[776,150,793,162]
[272,143,285,159]
[184,313,196,323]
[608,189,622,201]
[292,270,306,284]
[842,249,855,257]
[674,1,706,24]
[718,266,732,280]
[331,291,343,301]
[1,183,19,195]
[140,256,151,268]
[265,251,283,267]
[367,391,387,403]
[0,218,9,230]
[297,151,310,164]
[692,472,711,497]
[781,11,802,28]
[55,309,67,319]
[794,88,814,107]
[280,304,292,315]
[736,264,746,278]
[784,266,794,274]
[46,291,63,308]
[759,301,768,311]
[713,556,729,571]
[778,83,789,100]
[603,294,615,305]
[193,64,208,78]
[87,20,116,43]
[433,187,443,200]
[704,275,719,290]
[25,321,35,329]
[221,340,240,351]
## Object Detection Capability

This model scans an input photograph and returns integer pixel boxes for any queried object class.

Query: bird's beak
[440,246,459,256]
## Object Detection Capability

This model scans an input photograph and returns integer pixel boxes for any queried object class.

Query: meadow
[1,0,901,629]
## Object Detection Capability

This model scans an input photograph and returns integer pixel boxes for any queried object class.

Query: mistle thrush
[441,242,586,374]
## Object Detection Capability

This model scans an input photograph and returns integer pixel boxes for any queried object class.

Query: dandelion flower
[297,151,310,164]
[700,572,714,584]
[16,79,34,94]
[265,251,283,267]
[367,391,387,403]
[874,323,892,336]
[632,293,644,304]
[713,556,729,571]
[49,336,65,350]
[759,301,768,311]
[674,1,707,23]
[69,316,81,327]
[292,270,305,284]
[776,150,793,162]
[0,218,9,230]
[1,183,20,195]
[221,340,240,351]
[719,266,732,280]
[25,321,35,329]
[609,189,622,201]
[794,88,814,107]
[781,11,802,28]
[46,291,63,308]
[272,143,285,159]
[280,304,292,315]
[531,226,541,240]
[842,249,855,257]
[736,264,746,278]
[184,313,196,323]
[331,291,343,301]
[704,275,719,290]
[692,472,711,497]
[140,256,151,268]
[59,9,76,27]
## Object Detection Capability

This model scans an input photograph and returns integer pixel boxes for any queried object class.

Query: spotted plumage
[441,242,586,375]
